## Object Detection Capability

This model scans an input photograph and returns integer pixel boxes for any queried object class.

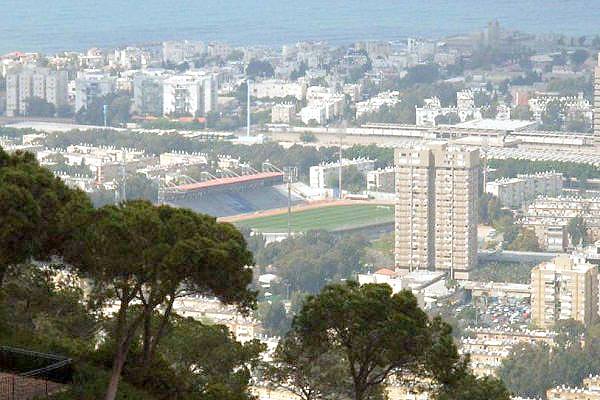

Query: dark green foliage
[546,76,593,99]
[75,92,131,126]
[265,328,350,400]
[435,112,461,125]
[246,59,275,78]
[258,300,292,337]
[498,320,600,399]
[122,173,158,203]
[26,96,56,117]
[299,132,317,143]
[326,164,366,193]
[63,201,257,399]
[470,261,536,284]
[277,281,508,400]
[344,144,394,169]
[539,100,564,131]
[567,216,588,247]
[158,317,265,399]
[254,231,368,295]
[0,148,92,285]
[506,228,540,252]
[510,105,533,120]
[569,49,589,66]
[489,158,599,185]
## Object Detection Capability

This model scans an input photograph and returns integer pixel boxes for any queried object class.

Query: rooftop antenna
[103,104,109,127]
[338,121,347,200]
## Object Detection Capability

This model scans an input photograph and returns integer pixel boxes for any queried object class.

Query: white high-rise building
[162,71,218,117]
[5,67,68,116]
[74,72,117,112]
[162,41,204,64]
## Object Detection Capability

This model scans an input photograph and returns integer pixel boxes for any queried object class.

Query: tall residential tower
[394,142,480,280]
[595,53,600,137]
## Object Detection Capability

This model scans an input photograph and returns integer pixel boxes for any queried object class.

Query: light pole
[283,166,298,238]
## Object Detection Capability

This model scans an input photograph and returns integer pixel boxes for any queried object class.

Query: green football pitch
[235,204,394,233]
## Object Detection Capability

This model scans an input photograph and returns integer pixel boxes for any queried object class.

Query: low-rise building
[524,196,600,250]
[309,158,375,190]
[159,151,208,167]
[271,103,296,124]
[358,268,449,309]
[531,254,598,329]
[415,90,483,127]
[485,171,563,209]
[460,327,556,377]
[547,376,600,400]
[250,79,306,100]
[366,167,395,192]
[356,91,400,118]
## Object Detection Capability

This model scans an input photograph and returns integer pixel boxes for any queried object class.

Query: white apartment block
[110,46,151,70]
[250,79,307,100]
[5,67,68,116]
[524,196,600,250]
[356,91,400,118]
[299,105,326,125]
[75,72,117,112]
[299,88,345,125]
[394,142,480,279]
[367,167,395,192]
[162,71,218,117]
[461,328,556,377]
[133,71,167,116]
[343,83,361,102]
[485,171,563,209]
[531,254,598,329]
[162,40,205,64]
[528,92,592,123]
[159,151,208,167]
[271,103,296,124]
[309,158,375,190]
[416,91,483,127]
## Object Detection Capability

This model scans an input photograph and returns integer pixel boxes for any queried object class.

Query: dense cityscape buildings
[6,14,600,400]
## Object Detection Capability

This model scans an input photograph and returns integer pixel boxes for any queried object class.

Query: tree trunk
[104,342,128,400]
[142,295,175,369]
[141,306,152,367]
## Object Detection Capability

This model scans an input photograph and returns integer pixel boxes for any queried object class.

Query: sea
[1,0,600,54]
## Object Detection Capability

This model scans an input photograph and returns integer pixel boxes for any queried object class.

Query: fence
[0,346,73,400]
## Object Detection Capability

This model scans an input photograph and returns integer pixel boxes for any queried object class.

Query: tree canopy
[63,200,257,400]
[271,281,509,400]
[0,148,92,285]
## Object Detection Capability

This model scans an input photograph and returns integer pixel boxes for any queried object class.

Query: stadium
[160,170,304,217]
[225,202,395,235]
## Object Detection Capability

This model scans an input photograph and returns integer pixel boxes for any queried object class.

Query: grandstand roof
[176,172,284,192]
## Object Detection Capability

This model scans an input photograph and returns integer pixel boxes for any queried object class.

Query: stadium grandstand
[160,164,305,217]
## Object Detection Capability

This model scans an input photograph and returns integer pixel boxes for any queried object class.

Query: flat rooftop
[176,172,284,192]
[5,121,126,132]
[454,119,536,131]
